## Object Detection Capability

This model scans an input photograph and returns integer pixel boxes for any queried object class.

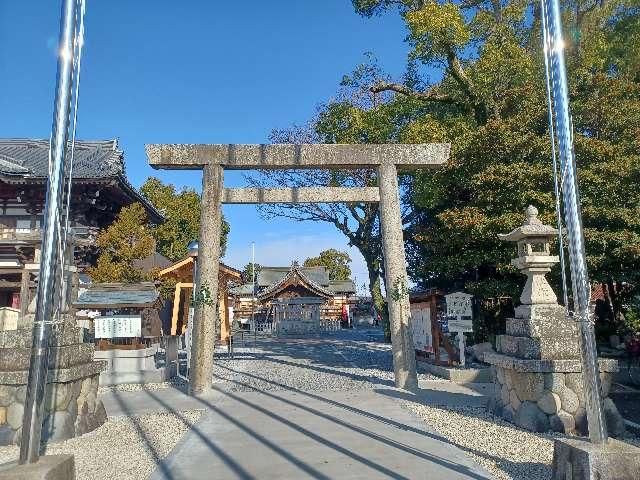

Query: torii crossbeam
[147,143,450,394]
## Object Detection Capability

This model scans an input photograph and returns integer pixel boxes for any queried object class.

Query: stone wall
[0,324,106,446]
[487,360,625,437]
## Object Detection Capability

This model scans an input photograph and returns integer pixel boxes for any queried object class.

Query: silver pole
[540,0,569,311]
[19,0,79,464]
[252,242,256,347]
[57,0,86,322]
[541,0,608,444]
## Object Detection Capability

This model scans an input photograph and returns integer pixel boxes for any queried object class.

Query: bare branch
[370,81,456,103]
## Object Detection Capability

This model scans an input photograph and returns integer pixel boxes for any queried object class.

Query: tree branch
[370,81,457,103]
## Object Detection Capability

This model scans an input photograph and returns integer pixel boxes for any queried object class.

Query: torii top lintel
[145,143,450,170]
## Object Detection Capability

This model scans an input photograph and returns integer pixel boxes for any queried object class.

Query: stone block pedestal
[0,455,75,480]
[551,437,640,480]
[0,325,106,445]
[485,351,624,436]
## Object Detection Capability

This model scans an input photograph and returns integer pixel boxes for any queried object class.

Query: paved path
[103,331,494,479]
[150,387,492,480]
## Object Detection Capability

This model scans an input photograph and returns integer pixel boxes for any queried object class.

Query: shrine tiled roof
[0,138,164,223]
[257,264,334,301]
[74,283,160,308]
[257,266,329,287]
[327,280,356,294]
[0,139,125,178]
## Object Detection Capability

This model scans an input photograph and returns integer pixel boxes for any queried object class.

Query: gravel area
[212,332,439,392]
[405,401,640,480]
[97,377,188,395]
[0,410,202,480]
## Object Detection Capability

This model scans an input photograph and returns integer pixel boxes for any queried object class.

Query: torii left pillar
[189,164,223,395]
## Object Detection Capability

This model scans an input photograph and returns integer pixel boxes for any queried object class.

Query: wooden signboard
[444,292,474,366]
[95,315,142,339]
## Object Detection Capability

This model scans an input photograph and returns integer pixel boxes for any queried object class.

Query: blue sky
[0,0,410,292]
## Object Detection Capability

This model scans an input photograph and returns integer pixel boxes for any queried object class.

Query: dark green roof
[328,280,356,294]
[257,266,329,287]
[74,283,159,308]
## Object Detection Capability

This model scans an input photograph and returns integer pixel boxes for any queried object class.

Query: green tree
[338,1,640,332]
[88,203,155,283]
[242,262,262,283]
[304,249,353,281]
[140,177,230,261]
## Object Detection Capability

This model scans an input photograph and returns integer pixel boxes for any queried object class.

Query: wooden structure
[231,263,356,324]
[409,289,458,366]
[158,256,242,343]
[0,139,163,322]
[74,282,171,385]
[74,282,163,350]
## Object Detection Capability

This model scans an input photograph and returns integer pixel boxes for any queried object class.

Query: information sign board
[445,292,473,318]
[94,315,142,339]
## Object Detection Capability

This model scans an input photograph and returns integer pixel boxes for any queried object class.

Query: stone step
[0,325,87,349]
[0,343,95,371]
[497,334,580,360]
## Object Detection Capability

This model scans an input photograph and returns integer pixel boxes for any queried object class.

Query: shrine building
[0,138,163,327]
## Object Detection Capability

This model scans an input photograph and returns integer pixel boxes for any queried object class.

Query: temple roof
[257,266,328,287]
[257,264,334,301]
[231,264,356,297]
[158,256,242,283]
[0,138,164,223]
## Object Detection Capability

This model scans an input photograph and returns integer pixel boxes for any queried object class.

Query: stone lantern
[483,206,624,437]
[498,205,559,305]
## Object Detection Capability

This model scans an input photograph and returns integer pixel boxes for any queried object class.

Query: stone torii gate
[146,143,450,394]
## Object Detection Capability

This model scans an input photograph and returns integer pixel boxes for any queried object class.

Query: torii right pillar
[378,163,418,391]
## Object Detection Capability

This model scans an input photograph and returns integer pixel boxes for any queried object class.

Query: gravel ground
[97,377,188,395]
[0,410,202,480]
[405,402,640,480]
[212,333,439,392]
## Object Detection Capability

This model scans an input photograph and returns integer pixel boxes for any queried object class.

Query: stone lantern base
[0,323,106,446]
[484,304,626,437]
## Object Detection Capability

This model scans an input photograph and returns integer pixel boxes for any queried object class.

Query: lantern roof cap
[498,205,558,242]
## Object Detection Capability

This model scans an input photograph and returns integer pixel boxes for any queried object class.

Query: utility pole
[20,0,80,464]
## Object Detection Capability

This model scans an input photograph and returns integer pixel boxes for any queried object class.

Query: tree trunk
[365,255,391,343]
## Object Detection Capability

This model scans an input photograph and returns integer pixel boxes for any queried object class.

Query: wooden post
[19,270,30,320]
[219,284,229,345]
[171,284,181,336]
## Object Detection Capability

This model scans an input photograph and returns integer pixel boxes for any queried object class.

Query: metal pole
[252,241,256,348]
[540,0,569,312]
[19,0,79,464]
[187,256,197,377]
[541,0,608,444]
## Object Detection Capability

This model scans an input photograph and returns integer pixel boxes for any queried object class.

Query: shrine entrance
[146,143,450,394]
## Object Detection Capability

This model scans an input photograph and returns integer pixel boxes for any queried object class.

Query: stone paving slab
[150,387,494,480]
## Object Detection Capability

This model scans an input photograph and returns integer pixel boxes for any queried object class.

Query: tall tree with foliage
[88,203,155,283]
[304,249,353,281]
[344,0,640,324]
[242,262,262,283]
[140,177,230,261]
